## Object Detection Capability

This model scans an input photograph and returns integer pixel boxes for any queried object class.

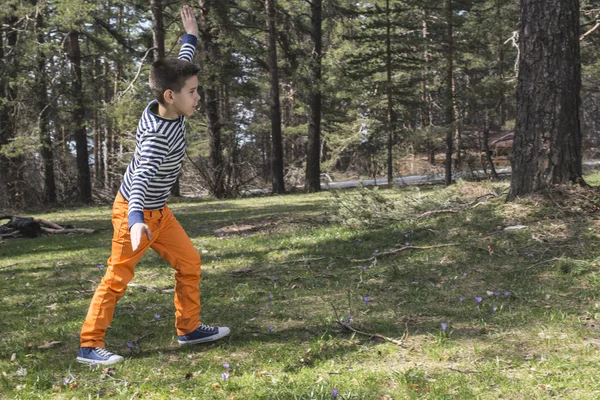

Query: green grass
[4,173,600,399]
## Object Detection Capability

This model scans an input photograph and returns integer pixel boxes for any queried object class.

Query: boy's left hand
[181,5,199,37]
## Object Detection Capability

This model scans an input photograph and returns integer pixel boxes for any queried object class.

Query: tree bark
[266,0,286,194]
[67,31,92,203]
[444,0,454,186]
[150,0,165,62]
[507,0,583,199]
[385,0,395,186]
[497,0,506,126]
[305,0,322,193]
[199,0,225,197]
[35,4,56,203]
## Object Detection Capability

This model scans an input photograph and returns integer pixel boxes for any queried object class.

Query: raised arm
[179,5,198,62]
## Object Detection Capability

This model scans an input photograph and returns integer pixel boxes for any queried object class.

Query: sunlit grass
[2,172,600,398]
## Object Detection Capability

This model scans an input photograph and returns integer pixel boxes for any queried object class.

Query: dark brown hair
[149,57,200,105]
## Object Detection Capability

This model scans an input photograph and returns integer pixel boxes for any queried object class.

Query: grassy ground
[3,173,600,399]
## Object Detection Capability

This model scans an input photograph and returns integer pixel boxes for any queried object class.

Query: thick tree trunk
[35,6,56,203]
[305,0,322,193]
[0,16,16,208]
[150,0,165,62]
[68,31,92,203]
[199,1,225,197]
[266,0,285,194]
[385,0,394,186]
[444,0,454,186]
[507,0,583,199]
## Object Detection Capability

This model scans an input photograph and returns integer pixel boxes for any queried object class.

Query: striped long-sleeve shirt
[119,34,197,229]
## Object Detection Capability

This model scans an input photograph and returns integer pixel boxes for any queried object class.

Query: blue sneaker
[178,323,230,345]
[76,347,124,365]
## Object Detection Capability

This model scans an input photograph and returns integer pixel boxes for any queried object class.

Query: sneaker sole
[76,356,124,366]
[178,327,231,345]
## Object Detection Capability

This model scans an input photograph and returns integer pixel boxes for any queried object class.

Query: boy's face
[169,75,200,117]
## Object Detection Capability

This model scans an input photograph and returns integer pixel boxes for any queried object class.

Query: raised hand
[181,5,199,37]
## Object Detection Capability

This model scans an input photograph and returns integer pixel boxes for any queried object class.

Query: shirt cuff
[182,34,197,47]
[128,211,145,231]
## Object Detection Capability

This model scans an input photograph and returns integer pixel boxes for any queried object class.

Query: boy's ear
[163,89,175,104]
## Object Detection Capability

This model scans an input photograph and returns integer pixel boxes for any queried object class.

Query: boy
[76,5,229,366]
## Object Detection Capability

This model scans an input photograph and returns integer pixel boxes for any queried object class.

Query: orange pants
[80,192,202,348]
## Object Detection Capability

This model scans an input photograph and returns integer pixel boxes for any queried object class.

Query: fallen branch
[351,243,459,263]
[330,302,406,347]
[41,227,95,234]
[415,192,500,221]
[279,257,326,264]
[416,209,458,220]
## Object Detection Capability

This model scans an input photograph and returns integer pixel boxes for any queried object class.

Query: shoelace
[94,348,113,358]
[197,324,217,333]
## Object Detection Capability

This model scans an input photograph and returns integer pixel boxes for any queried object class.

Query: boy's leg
[80,193,158,348]
[150,206,201,336]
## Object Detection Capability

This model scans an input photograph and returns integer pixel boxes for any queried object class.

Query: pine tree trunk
[33,2,56,203]
[199,1,225,197]
[150,0,165,62]
[68,31,92,203]
[507,0,583,199]
[444,0,454,186]
[497,0,506,126]
[453,75,461,169]
[385,0,394,186]
[266,0,285,194]
[0,20,12,209]
[305,0,322,193]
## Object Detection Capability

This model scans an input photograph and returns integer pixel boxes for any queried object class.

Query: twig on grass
[329,302,406,347]
[350,243,459,263]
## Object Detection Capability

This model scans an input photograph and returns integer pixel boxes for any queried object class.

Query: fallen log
[0,215,95,238]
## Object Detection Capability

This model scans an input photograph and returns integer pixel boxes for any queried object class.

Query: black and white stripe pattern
[119,34,197,229]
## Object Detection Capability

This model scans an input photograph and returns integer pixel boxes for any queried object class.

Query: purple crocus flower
[273,276,279,281]
[364,296,370,304]
[374,249,379,253]
[332,389,338,398]
[463,273,467,277]
[475,297,482,304]
[96,264,104,269]
[357,238,362,243]
[504,291,510,297]
[127,342,133,349]
[492,306,497,312]
[154,313,160,320]
[268,326,273,332]
[362,266,367,272]
[269,294,273,300]
[405,242,409,247]
[63,377,71,385]
[221,373,229,382]
[494,291,500,298]
[459,297,464,302]
[441,322,447,331]
[223,363,230,370]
